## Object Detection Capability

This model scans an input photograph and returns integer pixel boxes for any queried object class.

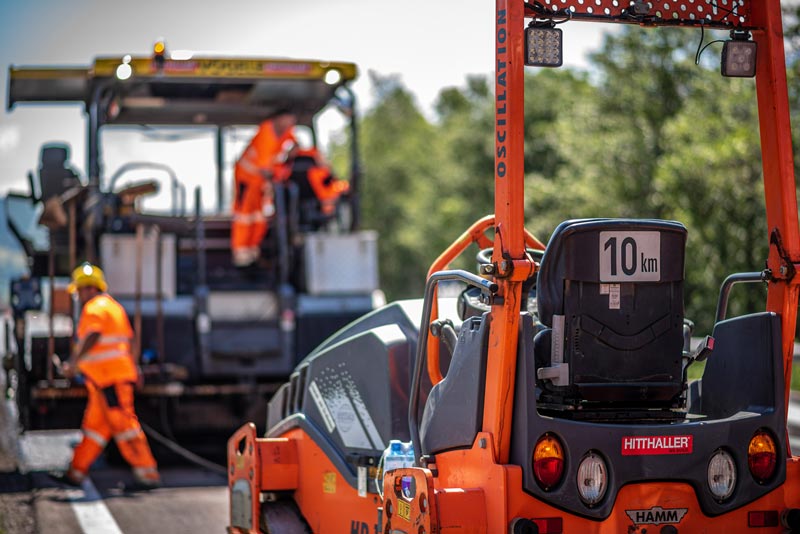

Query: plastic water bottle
[383,440,406,473]
[403,441,415,468]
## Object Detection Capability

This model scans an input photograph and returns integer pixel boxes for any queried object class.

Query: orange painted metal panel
[383,467,488,534]
[750,0,800,418]
[438,488,488,533]
[484,0,533,466]
[227,423,262,534]
[382,468,438,534]
[228,424,381,533]
[425,433,800,532]
[286,428,381,534]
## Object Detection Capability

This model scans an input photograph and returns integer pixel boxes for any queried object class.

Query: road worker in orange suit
[51,262,160,489]
[231,109,297,267]
[292,147,350,221]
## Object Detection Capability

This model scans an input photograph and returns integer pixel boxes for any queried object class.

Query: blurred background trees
[333,19,800,334]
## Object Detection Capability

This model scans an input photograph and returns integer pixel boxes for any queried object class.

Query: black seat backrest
[287,155,318,205]
[284,154,329,230]
[38,143,81,200]
[536,219,687,406]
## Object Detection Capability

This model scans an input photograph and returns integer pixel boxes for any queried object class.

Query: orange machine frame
[477,0,800,464]
[382,0,800,532]
[229,1,800,532]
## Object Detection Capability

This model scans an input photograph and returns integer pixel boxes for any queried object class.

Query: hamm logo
[625,506,688,525]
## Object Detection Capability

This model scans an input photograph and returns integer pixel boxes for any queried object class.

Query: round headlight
[708,449,737,500]
[576,451,608,506]
[324,69,342,85]
[115,63,132,81]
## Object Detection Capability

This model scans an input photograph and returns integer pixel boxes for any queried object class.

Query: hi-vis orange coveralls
[295,147,350,217]
[231,119,297,266]
[67,294,159,485]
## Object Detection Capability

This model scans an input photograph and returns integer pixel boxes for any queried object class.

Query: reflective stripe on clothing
[82,349,128,363]
[82,428,108,447]
[70,382,158,478]
[77,294,137,388]
[133,466,159,478]
[237,157,260,174]
[232,212,266,224]
[97,335,130,345]
[79,335,130,345]
[114,428,143,443]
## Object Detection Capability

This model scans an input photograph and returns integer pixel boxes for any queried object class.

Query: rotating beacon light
[153,39,167,70]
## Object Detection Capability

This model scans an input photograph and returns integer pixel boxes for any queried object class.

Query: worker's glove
[60,361,77,379]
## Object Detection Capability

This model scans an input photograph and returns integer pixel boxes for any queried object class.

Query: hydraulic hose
[139,421,227,477]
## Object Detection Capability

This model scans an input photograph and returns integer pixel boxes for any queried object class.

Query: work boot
[129,468,161,491]
[124,477,161,492]
[48,471,82,488]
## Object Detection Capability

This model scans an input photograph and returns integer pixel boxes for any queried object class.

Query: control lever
[689,335,715,362]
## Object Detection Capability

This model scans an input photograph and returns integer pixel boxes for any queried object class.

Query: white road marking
[68,478,124,534]
[788,401,800,429]
[790,400,800,456]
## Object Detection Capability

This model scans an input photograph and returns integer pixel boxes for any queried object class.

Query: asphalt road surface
[0,395,229,534]
[2,394,800,533]
[29,466,227,534]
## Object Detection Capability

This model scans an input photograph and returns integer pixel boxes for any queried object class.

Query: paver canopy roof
[8,56,358,126]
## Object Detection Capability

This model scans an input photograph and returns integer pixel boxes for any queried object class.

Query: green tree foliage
[585,28,698,218]
[524,69,606,237]
[784,5,800,183]
[354,72,446,298]
[525,27,769,331]
[341,21,797,335]
[656,73,767,326]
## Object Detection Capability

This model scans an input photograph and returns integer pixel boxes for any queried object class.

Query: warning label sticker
[397,500,411,521]
[309,380,336,433]
[323,472,336,494]
[608,283,621,309]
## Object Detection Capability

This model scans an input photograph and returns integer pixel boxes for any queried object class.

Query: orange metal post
[484,0,531,464]
[424,216,543,385]
[751,0,800,416]
[492,0,527,261]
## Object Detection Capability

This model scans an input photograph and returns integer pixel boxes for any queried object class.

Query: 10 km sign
[599,231,661,282]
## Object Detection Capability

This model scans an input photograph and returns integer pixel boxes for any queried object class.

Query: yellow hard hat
[68,262,108,294]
